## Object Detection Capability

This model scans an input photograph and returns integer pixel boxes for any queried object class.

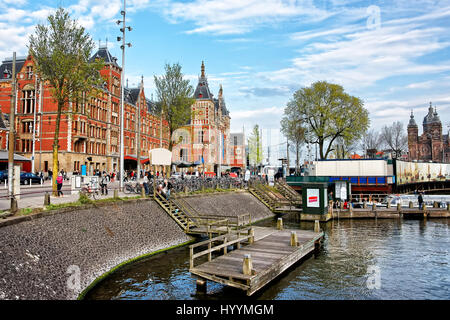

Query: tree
[361,128,382,158]
[380,121,408,158]
[154,63,195,151]
[28,8,104,196]
[248,124,263,171]
[334,135,359,159]
[281,115,305,174]
[286,81,369,159]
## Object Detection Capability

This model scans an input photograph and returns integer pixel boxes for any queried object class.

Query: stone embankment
[0,199,191,300]
[182,191,275,222]
[0,191,276,300]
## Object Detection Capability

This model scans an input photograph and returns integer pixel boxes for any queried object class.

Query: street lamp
[117,0,132,190]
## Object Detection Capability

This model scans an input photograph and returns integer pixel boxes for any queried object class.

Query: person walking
[100,173,108,196]
[143,173,149,195]
[56,173,63,197]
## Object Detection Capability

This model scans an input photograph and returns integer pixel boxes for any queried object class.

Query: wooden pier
[189,225,324,296]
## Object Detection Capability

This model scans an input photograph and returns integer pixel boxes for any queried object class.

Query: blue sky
[1,0,450,161]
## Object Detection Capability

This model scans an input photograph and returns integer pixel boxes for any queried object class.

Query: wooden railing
[189,227,254,269]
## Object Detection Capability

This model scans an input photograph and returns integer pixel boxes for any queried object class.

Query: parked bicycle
[80,183,100,200]
[123,182,143,194]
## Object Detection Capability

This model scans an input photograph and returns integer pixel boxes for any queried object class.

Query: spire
[140,75,144,88]
[218,84,223,98]
[201,60,205,78]
[409,110,417,127]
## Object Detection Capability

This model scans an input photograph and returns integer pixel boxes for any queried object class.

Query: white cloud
[159,0,331,35]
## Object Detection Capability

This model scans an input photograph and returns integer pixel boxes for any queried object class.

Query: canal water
[85,216,450,300]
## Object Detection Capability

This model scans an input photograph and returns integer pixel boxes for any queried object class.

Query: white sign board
[149,148,172,166]
[244,170,250,181]
[335,181,347,200]
[307,189,320,208]
[268,169,275,186]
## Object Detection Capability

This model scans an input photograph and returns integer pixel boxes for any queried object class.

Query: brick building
[407,102,450,163]
[0,46,169,175]
[172,61,232,174]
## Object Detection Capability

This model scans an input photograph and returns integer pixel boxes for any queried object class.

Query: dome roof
[423,102,441,125]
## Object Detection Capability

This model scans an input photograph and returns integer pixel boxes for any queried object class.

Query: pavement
[0,180,137,211]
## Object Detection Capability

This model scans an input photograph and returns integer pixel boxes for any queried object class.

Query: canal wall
[0,198,192,300]
[181,191,276,222]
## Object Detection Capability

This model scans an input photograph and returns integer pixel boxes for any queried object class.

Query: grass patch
[19,208,34,216]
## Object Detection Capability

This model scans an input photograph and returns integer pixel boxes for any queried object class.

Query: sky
[1,0,450,163]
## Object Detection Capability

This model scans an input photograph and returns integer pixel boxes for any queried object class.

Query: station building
[0,46,169,175]
[172,61,232,174]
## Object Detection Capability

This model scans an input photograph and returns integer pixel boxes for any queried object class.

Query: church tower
[407,111,419,160]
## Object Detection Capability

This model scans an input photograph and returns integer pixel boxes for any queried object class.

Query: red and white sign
[306,189,320,208]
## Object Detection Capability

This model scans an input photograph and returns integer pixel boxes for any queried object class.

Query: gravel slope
[0,200,191,300]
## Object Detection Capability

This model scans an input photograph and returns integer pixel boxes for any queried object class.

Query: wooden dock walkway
[189,226,324,296]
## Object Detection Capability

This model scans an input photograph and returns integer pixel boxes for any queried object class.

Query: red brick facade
[408,103,450,163]
[0,47,169,174]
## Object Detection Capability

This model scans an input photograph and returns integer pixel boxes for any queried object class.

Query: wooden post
[189,247,194,269]
[447,202,450,212]
[208,242,212,262]
[409,201,413,208]
[290,231,298,247]
[196,279,207,295]
[223,237,228,255]
[397,203,401,213]
[277,218,283,230]
[248,228,254,244]
[44,192,50,206]
[114,189,118,198]
[243,254,253,275]
[387,200,391,209]
[314,220,320,233]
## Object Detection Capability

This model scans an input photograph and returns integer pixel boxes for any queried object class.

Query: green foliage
[28,7,104,195]
[78,192,93,204]
[154,63,195,150]
[286,81,369,159]
[248,124,263,167]
[28,7,104,107]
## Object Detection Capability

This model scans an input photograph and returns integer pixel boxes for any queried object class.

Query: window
[22,90,35,114]
[21,139,31,152]
[26,66,33,79]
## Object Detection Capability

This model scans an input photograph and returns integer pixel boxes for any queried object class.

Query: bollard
[277,218,283,230]
[141,186,146,197]
[372,202,376,211]
[248,228,255,244]
[314,220,320,233]
[290,231,298,247]
[397,203,401,212]
[114,189,118,198]
[44,192,50,206]
[447,202,450,212]
[363,201,367,209]
[196,279,207,295]
[409,201,413,208]
[387,200,391,209]
[243,254,253,275]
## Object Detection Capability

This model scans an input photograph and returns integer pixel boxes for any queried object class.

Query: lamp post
[117,0,132,190]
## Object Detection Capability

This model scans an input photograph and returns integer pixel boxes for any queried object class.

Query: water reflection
[85,216,450,300]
